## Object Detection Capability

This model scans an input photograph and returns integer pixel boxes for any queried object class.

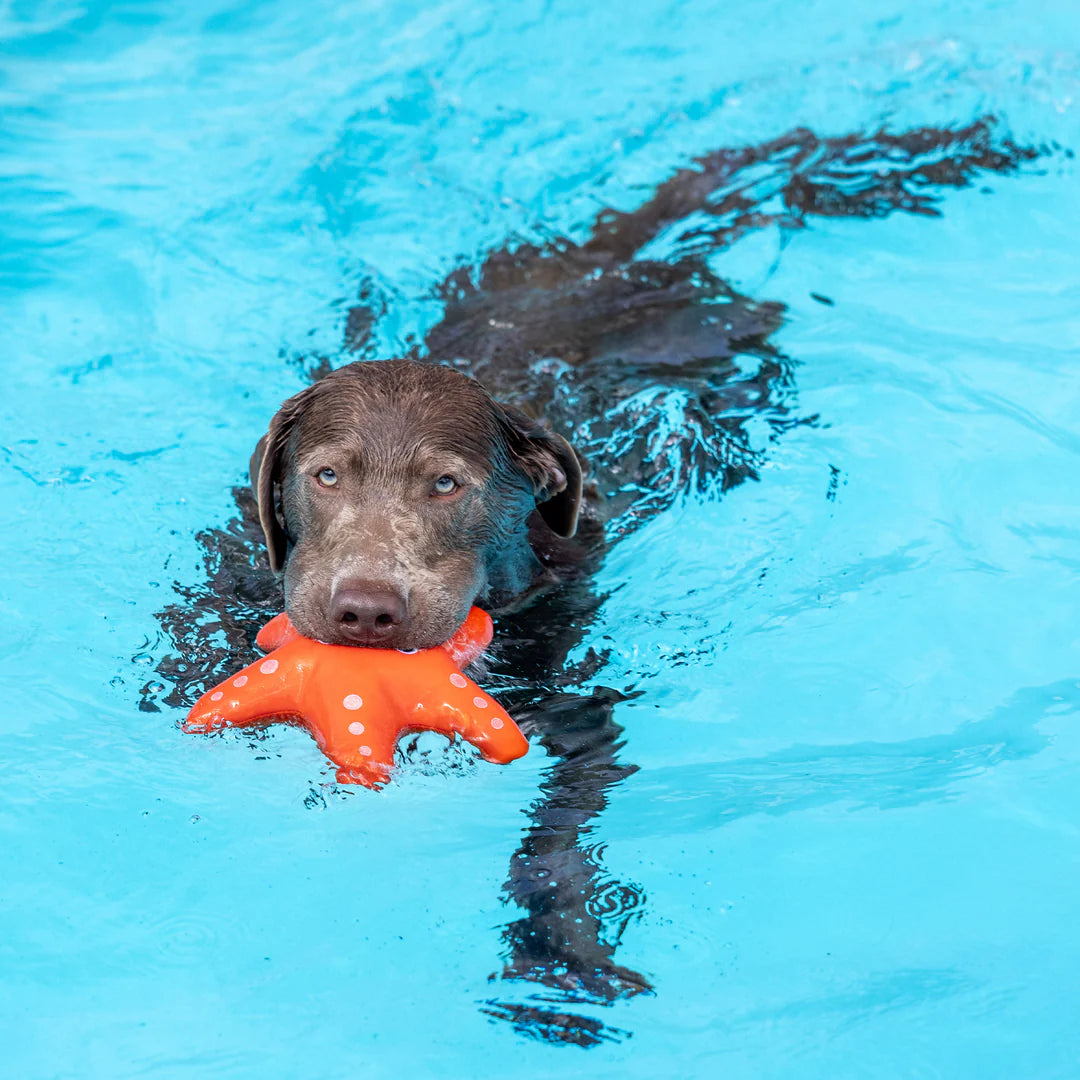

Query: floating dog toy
[184,607,528,787]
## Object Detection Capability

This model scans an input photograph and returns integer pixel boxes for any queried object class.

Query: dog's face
[251,361,581,649]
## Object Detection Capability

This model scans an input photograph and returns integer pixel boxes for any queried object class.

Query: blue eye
[433,475,457,495]
[316,468,337,487]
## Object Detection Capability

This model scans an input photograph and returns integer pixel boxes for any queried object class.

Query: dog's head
[250,360,582,649]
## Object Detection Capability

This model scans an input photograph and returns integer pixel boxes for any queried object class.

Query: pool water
[3,1,1080,1076]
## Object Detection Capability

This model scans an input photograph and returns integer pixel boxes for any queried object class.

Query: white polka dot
[210,691,224,701]
[473,696,489,709]
[233,675,248,688]
[491,717,504,730]
[342,694,363,710]
[449,673,468,688]
[359,745,372,756]
[348,721,365,736]
[259,658,278,674]
[397,648,418,655]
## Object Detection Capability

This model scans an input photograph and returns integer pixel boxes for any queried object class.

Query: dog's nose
[329,581,407,643]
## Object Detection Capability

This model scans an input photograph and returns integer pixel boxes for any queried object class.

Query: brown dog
[250,360,582,649]
[154,118,1035,1046]
[241,121,1033,668]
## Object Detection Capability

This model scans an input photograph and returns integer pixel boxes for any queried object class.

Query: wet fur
[250,361,582,648]
[147,118,1039,1046]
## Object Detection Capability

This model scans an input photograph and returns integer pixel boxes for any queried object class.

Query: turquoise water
[3,1,1080,1076]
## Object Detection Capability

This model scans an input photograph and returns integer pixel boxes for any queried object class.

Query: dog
[248,359,584,651]
[151,118,1034,1046]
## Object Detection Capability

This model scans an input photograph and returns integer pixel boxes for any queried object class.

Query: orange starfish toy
[184,607,528,787]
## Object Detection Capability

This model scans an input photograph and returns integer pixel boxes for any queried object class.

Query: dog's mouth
[285,600,469,653]
[300,622,433,651]
[282,547,488,652]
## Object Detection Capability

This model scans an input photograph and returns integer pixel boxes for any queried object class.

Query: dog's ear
[498,404,583,538]
[250,397,304,574]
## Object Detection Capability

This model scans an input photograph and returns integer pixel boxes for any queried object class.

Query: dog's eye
[316,468,338,488]
[432,475,457,496]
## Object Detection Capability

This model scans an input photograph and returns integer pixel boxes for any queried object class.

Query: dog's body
[152,119,1034,1045]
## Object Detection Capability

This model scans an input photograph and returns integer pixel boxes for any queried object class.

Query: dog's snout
[330,581,407,643]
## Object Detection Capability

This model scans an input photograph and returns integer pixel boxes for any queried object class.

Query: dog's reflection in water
[147,119,1037,1046]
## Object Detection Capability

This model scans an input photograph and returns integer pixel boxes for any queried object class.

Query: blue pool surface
[3,1,1080,1076]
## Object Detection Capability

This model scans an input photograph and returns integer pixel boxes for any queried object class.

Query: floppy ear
[249,406,297,574]
[498,404,583,538]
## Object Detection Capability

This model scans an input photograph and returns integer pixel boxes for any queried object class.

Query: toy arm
[440,607,494,668]
[256,613,301,651]
[183,641,308,733]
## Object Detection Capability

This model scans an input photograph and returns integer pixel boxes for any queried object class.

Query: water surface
[2,1,1080,1077]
